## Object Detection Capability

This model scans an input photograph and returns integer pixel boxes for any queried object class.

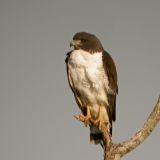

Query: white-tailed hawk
[65,32,118,147]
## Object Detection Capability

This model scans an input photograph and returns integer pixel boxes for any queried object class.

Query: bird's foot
[94,119,110,134]
[94,118,104,130]
[74,113,92,127]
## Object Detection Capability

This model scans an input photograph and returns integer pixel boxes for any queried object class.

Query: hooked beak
[70,40,81,48]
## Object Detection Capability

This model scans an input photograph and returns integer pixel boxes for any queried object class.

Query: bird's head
[70,32,103,53]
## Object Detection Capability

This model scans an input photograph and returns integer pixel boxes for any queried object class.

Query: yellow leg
[79,106,92,126]
[94,106,104,129]
[94,106,111,139]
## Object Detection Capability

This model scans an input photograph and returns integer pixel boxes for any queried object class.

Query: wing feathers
[102,51,118,122]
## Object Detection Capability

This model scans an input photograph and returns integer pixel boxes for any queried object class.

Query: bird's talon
[74,114,92,126]
[74,115,79,120]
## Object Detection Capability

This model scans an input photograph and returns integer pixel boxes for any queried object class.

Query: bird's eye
[81,39,86,42]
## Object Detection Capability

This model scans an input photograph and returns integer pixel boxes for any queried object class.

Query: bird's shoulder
[65,51,72,63]
[102,50,118,94]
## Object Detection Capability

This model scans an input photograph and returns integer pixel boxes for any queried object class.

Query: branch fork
[74,95,160,160]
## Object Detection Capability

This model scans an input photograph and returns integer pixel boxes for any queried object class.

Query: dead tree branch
[76,95,160,160]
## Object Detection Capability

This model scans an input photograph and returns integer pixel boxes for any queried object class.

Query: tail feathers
[90,133,104,148]
[90,124,112,148]
[90,126,104,148]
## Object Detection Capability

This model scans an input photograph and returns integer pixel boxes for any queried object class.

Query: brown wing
[102,50,118,126]
[65,51,87,115]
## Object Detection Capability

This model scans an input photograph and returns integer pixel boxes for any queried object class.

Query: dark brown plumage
[102,51,118,134]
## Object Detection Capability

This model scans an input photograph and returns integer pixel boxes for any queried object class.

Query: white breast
[67,49,109,106]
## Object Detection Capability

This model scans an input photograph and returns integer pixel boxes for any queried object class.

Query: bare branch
[75,96,160,160]
[117,95,160,157]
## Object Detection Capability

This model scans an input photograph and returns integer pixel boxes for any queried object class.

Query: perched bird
[65,32,118,147]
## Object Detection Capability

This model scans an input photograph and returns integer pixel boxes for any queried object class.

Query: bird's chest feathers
[68,50,104,89]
